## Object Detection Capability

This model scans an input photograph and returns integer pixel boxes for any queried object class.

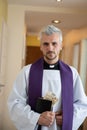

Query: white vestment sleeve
[71,67,87,130]
[7,66,40,130]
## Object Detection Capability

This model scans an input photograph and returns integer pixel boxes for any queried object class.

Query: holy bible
[35,97,52,113]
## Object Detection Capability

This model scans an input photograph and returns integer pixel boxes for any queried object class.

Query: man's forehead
[41,33,59,41]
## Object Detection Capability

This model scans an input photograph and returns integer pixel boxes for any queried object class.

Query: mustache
[47,51,55,54]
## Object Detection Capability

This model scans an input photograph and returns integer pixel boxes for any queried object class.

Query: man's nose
[48,43,53,51]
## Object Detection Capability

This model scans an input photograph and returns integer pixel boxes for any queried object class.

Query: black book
[35,97,52,113]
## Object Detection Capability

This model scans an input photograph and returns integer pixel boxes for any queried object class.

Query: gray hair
[39,25,63,43]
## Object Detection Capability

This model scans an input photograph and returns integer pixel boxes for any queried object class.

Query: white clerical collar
[44,60,60,70]
[49,65,55,68]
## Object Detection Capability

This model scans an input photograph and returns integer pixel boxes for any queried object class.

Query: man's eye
[43,42,49,46]
[52,42,57,46]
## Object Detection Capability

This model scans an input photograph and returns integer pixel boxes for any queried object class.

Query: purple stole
[27,58,73,130]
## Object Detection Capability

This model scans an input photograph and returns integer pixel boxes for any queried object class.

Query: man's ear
[40,45,42,51]
[60,44,62,50]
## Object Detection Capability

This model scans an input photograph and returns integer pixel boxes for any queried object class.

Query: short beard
[44,51,57,61]
[45,55,57,60]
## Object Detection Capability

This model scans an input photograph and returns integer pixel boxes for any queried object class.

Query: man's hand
[55,110,63,126]
[38,111,55,127]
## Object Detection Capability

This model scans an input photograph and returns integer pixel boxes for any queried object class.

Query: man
[8,25,87,130]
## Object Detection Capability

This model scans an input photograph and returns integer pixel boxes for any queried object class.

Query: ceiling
[7,0,87,36]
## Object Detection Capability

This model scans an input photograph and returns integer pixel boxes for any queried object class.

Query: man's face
[40,33,62,64]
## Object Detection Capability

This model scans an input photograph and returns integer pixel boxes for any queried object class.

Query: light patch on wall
[26,35,40,46]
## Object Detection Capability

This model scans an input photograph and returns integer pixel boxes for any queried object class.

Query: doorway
[25,46,43,65]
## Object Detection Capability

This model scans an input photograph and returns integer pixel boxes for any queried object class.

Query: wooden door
[25,46,43,65]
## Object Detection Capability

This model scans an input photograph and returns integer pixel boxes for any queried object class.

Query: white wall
[80,39,87,90]
[3,5,25,130]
